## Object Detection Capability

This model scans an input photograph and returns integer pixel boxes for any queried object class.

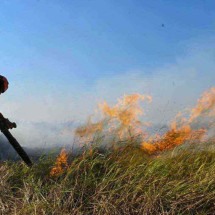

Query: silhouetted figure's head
[0,75,9,94]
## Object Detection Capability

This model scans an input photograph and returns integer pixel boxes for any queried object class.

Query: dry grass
[1,88,215,214]
[0,142,214,215]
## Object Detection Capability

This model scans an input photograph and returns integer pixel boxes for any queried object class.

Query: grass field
[1,89,215,214]
[0,141,214,215]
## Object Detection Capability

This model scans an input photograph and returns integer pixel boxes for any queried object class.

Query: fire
[50,149,68,177]
[75,94,152,141]
[142,88,215,154]
[99,94,152,127]
[49,87,215,178]
[50,87,215,177]
[75,120,104,139]
[141,126,206,154]
[72,87,215,155]
[141,142,156,153]
[189,87,215,123]
[99,94,151,138]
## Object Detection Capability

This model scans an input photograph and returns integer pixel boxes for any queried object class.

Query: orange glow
[141,88,215,153]
[141,126,206,154]
[98,94,152,138]
[50,149,68,177]
[75,94,151,141]
[75,120,104,138]
[141,142,156,153]
[99,94,152,127]
[189,87,215,123]
[73,88,214,155]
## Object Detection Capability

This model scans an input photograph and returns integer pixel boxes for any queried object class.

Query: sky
[0,0,215,147]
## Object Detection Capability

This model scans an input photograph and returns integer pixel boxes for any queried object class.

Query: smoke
[9,121,77,147]
[0,135,17,160]
[0,37,215,148]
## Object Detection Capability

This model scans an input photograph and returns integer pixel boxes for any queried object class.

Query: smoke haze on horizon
[1,37,215,147]
[0,1,214,147]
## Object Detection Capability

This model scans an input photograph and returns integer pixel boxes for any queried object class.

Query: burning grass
[0,144,215,214]
[75,87,215,154]
[1,87,215,214]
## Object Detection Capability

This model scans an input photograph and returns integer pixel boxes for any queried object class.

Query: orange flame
[99,94,152,126]
[50,148,68,177]
[189,87,215,123]
[99,94,151,138]
[142,125,206,154]
[75,120,104,138]
[142,88,215,154]
[75,94,152,141]
[73,88,214,155]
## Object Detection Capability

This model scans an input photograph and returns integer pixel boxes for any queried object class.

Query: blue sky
[0,1,215,146]
[1,0,215,81]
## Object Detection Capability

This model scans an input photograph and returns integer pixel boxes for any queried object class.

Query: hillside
[0,144,215,215]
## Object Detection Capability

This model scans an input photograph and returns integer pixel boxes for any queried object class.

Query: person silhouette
[0,75,32,166]
[0,75,9,94]
[0,75,14,128]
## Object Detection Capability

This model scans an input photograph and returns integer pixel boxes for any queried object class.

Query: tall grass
[1,89,215,214]
[0,143,214,215]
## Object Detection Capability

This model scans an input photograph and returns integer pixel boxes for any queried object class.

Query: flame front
[189,87,215,123]
[53,87,215,166]
[50,149,68,177]
[75,93,152,143]
[142,87,215,153]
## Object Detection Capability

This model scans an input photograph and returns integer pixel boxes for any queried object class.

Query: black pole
[2,129,32,167]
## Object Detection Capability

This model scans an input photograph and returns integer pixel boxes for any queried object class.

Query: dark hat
[0,75,9,93]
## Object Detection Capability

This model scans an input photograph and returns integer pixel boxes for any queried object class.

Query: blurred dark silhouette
[0,75,32,167]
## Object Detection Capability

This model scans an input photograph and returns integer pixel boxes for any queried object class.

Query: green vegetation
[0,143,215,215]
